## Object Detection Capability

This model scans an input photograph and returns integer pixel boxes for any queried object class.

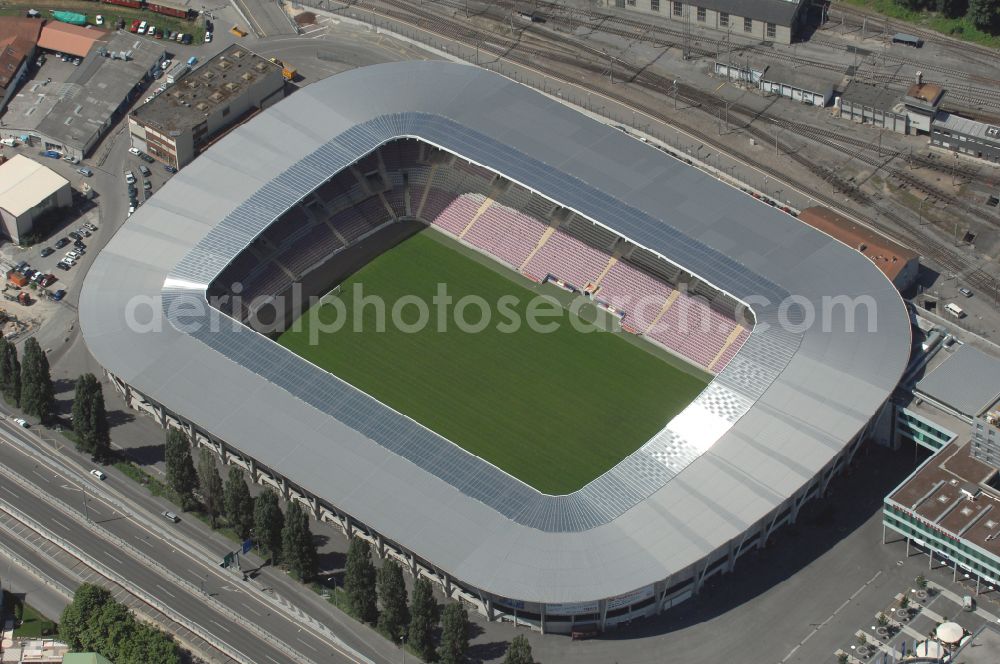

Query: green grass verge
[113,459,179,503]
[279,231,708,494]
[840,0,1000,49]
[12,601,57,638]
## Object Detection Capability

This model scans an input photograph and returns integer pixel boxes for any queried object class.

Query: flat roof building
[128,44,284,169]
[0,154,71,243]
[838,80,909,134]
[915,344,1000,421]
[2,32,165,159]
[604,0,809,45]
[0,18,42,112]
[797,206,920,291]
[931,112,1000,165]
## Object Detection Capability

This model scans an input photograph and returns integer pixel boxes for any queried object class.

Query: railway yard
[309,0,1000,337]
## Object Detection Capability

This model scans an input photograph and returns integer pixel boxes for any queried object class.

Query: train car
[103,0,143,9]
[148,3,193,19]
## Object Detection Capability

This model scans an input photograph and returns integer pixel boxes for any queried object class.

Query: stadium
[80,61,912,633]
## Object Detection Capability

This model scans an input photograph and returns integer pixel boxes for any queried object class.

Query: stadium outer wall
[105,369,895,633]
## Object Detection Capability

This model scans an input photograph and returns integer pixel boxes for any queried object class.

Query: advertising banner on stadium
[607,585,654,611]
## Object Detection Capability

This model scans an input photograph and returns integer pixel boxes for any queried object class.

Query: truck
[165,62,189,84]
[268,57,296,81]
[945,302,965,319]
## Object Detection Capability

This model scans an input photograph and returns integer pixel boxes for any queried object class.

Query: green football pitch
[278,231,708,494]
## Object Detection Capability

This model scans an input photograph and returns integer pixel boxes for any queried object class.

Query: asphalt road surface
[0,414,377,664]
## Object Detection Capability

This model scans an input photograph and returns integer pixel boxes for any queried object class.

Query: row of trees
[0,338,55,423]
[164,429,318,578]
[0,337,111,462]
[341,539,464,663]
[892,0,1000,31]
[59,583,182,663]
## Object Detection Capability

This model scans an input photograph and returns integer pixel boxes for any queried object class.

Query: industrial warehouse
[79,61,912,632]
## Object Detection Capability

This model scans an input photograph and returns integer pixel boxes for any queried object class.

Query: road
[232,0,298,37]
[0,414,388,664]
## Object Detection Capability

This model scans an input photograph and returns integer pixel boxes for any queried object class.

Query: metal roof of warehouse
[80,61,911,605]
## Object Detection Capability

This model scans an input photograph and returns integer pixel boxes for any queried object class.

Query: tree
[377,559,409,641]
[937,0,968,18]
[253,489,284,564]
[916,574,928,590]
[197,447,224,527]
[502,635,534,664]
[71,373,111,460]
[164,429,198,510]
[59,583,114,649]
[968,0,1000,31]
[59,582,181,664]
[0,338,21,406]
[19,338,53,422]
[223,467,255,539]
[438,602,469,664]
[408,577,439,662]
[345,538,378,623]
[281,500,318,581]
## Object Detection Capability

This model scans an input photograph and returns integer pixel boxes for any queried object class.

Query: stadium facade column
[442,574,453,599]
[246,458,259,483]
[279,477,290,501]
[310,496,321,520]
[539,604,546,634]
[373,533,385,559]
[598,599,608,630]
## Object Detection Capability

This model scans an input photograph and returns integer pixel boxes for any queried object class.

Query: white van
[945,302,965,319]
[0,138,17,147]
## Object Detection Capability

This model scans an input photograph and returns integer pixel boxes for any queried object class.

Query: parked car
[140,153,154,163]
[42,150,61,159]
[130,19,140,32]
[52,289,67,301]
[137,20,147,34]
[147,25,156,38]
[74,240,86,249]
[77,227,91,237]
[39,247,54,257]
[959,287,973,298]
[77,166,93,177]
[205,31,212,42]
[54,237,69,249]
[143,180,152,191]
[161,59,172,70]
[125,170,136,184]
[84,222,98,231]
[90,468,106,479]
[55,262,70,271]
[139,164,151,177]
[164,164,177,174]
[65,250,80,259]
[39,274,55,287]
[95,14,104,25]
[68,231,82,240]
[180,34,192,45]
[13,418,29,428]
[73,58,80,66]
[128,204,135,215]
[128,147,140,156]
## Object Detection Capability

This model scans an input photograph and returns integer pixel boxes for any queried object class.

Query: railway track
[335,0,999,292]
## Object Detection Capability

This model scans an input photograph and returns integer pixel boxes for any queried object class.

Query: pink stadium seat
[463,203,547,268]
[522,231,610,289]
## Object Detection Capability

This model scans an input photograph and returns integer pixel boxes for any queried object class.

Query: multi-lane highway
[0,411,396,663]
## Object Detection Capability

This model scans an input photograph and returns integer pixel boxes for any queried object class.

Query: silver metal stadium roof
[80,61,911,605]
